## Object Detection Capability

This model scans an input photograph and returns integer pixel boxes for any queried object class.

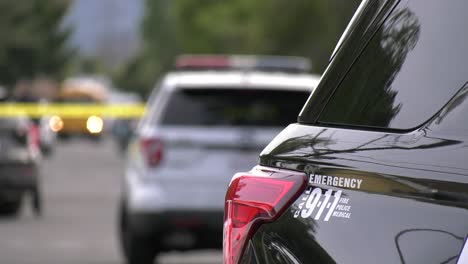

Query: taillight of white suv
[140,137,164,167]
[223,166,307,264]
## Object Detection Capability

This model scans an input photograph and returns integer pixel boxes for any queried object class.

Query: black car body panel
[240,0,468,263]
[254,122,468,263]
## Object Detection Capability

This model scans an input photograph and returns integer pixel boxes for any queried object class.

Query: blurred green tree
[0,0,73,88]
[115,0,361,97]
[113,0,175,97]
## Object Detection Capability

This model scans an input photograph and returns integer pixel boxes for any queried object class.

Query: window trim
[316,0,468,133]
[298,0,401,125]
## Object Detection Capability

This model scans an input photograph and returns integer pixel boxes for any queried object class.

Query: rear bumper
[128,210,223,250]
[125,170,226,212]
[0,163,38,201]
[0,163,38,188]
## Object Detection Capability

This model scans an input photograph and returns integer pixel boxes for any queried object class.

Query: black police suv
[224,0,468,263]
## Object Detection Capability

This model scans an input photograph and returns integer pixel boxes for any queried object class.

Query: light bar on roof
[175,55,311,72]
[175,55,230,69]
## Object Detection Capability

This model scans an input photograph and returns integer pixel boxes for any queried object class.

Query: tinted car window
[316,0,468,130]
[161,88,309,127]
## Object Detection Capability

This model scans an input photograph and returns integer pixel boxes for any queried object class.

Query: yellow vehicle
[51,78,108,137]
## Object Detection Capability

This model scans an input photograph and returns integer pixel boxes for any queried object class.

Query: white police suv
[118,55,319,264]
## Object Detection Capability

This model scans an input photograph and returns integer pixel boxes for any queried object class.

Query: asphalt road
[0,138,222,264]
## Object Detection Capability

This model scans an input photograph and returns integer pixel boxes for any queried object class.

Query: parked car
[224,0,468,263]
[119,55,320,264]
[0,117,41,217]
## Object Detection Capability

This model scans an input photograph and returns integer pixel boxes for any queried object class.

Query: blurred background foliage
[0,0,74,87]
[0,0,361,98]
[116,0,361,97]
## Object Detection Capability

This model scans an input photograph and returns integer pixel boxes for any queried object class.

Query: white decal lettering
[356,179,363,189]
[332,177,338,186]
[297,187,352,222]
[309,174,363,190]
[315,175,322,184]
[344,178,350,188]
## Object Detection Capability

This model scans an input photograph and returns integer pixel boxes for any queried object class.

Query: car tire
[0,197,22,217]
[119,202,158,264]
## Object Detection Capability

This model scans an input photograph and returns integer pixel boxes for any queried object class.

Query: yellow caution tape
[0,103,146,118]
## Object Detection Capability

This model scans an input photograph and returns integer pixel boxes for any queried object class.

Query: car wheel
[119,202,158,264]
[0,198,22,217]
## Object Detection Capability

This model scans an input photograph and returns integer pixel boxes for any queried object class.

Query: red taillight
[223,166,307,264]
[140,138,163,167]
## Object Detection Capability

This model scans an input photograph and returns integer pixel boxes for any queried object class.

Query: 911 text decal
[294,187,352,221]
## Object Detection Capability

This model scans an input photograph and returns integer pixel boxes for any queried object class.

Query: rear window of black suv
[309,0,468,130]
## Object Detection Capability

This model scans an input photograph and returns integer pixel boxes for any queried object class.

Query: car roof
[162,71,320,91]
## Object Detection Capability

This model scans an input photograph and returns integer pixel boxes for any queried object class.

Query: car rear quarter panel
[251,123,468,263]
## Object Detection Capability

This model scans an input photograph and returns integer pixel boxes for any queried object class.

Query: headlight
[49,115,64,132]
[86,116,103,134]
